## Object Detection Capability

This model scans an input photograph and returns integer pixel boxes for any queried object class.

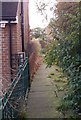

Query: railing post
[27,58,30,89]
[0,98,2,120]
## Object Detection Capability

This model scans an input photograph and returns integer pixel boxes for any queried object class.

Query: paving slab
[26,63,63,118]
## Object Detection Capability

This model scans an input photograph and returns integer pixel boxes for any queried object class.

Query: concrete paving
[26,63,63,118]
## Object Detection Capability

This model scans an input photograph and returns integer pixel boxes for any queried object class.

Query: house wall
[16,2,22,53]
[11,2,22,77]
[10,24,18,79]
[1,1,29,83]
[23,1,29,54]
[1,25,11,93]
[0,2,22,93]
[0,0,31,94]
[0,28,2,96]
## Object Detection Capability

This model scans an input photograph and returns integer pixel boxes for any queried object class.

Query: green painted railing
[1,57,30,119]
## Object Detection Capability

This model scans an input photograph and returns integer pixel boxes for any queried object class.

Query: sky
[29,0,57,29]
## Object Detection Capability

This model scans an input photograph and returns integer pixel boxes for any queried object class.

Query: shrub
[29,38,41,55]
[44,2,81,117]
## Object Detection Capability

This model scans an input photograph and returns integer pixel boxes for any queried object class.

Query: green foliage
[44,2,81,117]
[44,40,60,66]
[19,111,28,118]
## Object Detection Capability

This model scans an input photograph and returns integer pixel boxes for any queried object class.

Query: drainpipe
[79,2,81,51]
[21,0,24,52]
[8,21,13,81]
[21,0,30,89]
[27,0,31,88]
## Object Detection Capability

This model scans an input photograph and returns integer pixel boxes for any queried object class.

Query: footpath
[26,63,66,118]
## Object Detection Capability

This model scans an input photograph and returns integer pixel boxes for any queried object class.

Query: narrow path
[26,63,66,118]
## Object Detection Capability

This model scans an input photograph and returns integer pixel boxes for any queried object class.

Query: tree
[30,27,46,39]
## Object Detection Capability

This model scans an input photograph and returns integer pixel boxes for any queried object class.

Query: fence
[0,57,29,119]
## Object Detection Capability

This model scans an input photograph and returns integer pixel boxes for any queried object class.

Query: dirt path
[26,63,67,118]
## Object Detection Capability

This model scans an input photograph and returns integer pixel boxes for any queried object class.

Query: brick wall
[0,2,22,92]
[1,25,11,93]
[10,24,18,79]
[1,1,30,93]
[23,1,29,54]
[11,2,22,78]
[0,28,2,96]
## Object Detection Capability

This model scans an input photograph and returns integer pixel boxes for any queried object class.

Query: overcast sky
[29,0,56,29]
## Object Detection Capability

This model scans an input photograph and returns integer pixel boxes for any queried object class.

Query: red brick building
[0,1,29,95]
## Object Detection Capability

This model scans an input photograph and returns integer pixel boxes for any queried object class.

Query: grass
[47,65,68,93]
[15,61,70,118]
[19,111,28,118]
[47,64,68,118]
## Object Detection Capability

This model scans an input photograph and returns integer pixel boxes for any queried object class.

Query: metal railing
[1,57,30,119]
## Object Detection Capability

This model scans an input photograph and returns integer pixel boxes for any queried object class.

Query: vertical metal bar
[0,98,2,120]
[2,99,4,119]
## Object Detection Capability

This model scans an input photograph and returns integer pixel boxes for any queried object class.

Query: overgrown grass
[47,65,73,118]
